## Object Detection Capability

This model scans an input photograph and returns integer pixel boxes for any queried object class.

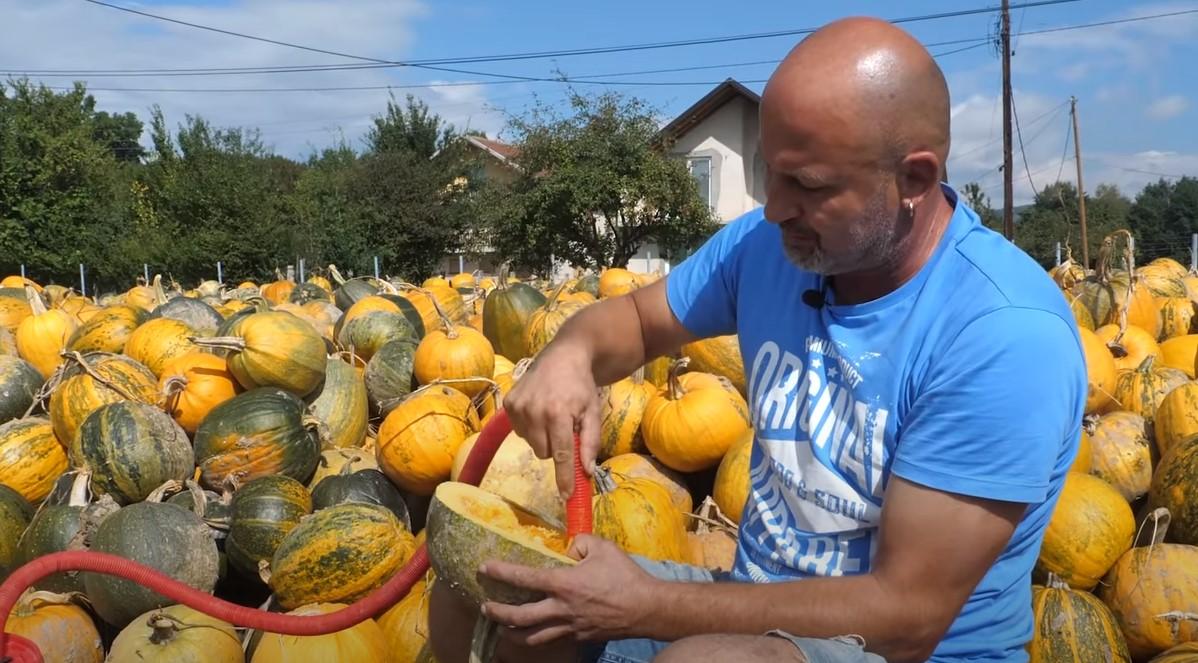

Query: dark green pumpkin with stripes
[0,484,33,580]
[1029,575,1130,662]
[365,338,418,415]
[336,310,417,363]
[311,467,411,531]
[15,472,92,593]
[483,281,547,361]
[305,356,369,449]
[225,474,312,580]
[69,400,193,505]
[0,355,43,425]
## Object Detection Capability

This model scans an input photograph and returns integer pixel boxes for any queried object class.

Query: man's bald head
[762,17,951,168]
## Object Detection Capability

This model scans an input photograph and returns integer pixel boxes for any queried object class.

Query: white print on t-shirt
[739,337,890,579]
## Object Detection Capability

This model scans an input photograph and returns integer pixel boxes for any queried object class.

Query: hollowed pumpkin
[1034,471,1134,590]
[642,358,752,473]
[376,385,480,495]
[426,481,574,606]
[0,417,67,504]
[451,430,563,526]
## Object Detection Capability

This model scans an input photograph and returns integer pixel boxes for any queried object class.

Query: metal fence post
[79,263,86,295]
[373,256,380,280]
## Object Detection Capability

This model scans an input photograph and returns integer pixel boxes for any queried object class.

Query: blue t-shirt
[664,184,1086,662]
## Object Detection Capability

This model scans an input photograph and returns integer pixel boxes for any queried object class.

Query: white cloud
[0,0,511,157]
[1146,95,1189,120]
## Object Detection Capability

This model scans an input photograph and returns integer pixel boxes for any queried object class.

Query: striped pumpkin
[305,355,369,449]
[522,283,586,358]
[48,352,158,445]
[1086,411,1153,502]
[0,484,34,578]
[225,474,312,580]
[1112,356,1188,430]
[0,417,66,504]
[1029,574,1130,662]
[1157,296,1195,341]
[598,368,655,461]
[1034,471,1134,591]
[0,355,43,426]
[1147,436,1198,546]
[66,304,147,354]
[482,276,546,361]
[600,453,693,517]
[192,388,322,489]
[70,401,193,505]
[592,466,688,564]
[681,334,746,396]
[192,311,327,398]
[268,502,415,609]
[122,317,201,377]
[1154,382,1198,458]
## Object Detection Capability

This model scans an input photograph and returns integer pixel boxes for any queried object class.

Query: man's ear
[897,150,942,207]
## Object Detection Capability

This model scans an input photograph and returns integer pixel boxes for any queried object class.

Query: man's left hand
[479,534,661,647]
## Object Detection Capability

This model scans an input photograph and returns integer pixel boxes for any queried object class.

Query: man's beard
[782,185,902,275]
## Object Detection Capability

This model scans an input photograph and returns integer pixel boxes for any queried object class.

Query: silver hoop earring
[905,199,916,217]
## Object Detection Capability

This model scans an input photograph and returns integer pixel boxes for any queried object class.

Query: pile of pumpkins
[0,263,754,662]
[1032,230,1198,661]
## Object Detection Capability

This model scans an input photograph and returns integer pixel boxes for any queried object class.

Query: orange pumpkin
[642,358,752,473]
[1079,327,1118,414]
[1071,427,1093,474]
[1158,334,1198,378]
[376,385,479,495]
[713,428,753,525]
[260,279,296,306]
[598,268,642,298]
[681,334,747,396]
[123,318,200,377]
[377,572,437,662]
[250,602,387,662]
[1034,471,1134,591]
[600,453,693,516]
[4,590,103,663]
[1097,324,1161,373]
[0,292,32,336]
[158,352,242,434]
[412,306,495,398]
[15,288,76,378]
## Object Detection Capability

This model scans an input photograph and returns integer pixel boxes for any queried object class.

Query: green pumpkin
[167,484,234,537]
[83,501,219,627]
[0,484,33,579]
[193,387,321,489]
[364,338,418,416]
[150,296,224,335]
[15,473,91,593]
[0,356,43,425]
[1029,575,1130,662]
[225,475,312,581]
[334,278,380,312]
[483,281,547,361]
[573,274,600,297]
[311,466,411,531]
[288,282,332,305]
[379,294,426,338]
[305,356,369,449]
[70,401,193,505]
[335,310,417,363]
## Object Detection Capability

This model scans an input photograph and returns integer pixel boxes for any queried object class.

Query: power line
[77,0,1081,70]
[1012,94,1041,195]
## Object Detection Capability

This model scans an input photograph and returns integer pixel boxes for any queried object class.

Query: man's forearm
[636,574,939,663]
[548,295,658,387]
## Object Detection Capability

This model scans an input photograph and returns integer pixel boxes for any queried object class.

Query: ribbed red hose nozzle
[0,407,592,662]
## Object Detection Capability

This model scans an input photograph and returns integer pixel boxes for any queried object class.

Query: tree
[92,110,145,163]
[1128,177,1198,263]
[488,89,719,272]
[961,182,1001,231]
[1011,181,1131,269]
[365,93,456,158]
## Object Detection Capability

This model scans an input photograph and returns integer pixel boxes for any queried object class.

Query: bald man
[428,16,1085,663]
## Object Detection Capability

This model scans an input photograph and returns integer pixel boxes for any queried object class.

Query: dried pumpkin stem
[25,286,47,315]
[145,479,183,504]
[544,280,569,313]
[667,357,691,401]
[61,351,142,403]
[190,336,247,353]
[593,465,618,495]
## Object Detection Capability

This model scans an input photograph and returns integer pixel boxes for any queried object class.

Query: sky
[2,0,1196,205]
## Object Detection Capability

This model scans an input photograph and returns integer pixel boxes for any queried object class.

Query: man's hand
[503,342,603,500]
[479,535,661,647]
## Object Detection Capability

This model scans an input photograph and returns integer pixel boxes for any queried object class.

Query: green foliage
[366,93,456,159]
[961,182,1002,231]
[1127,177,1198,262]
[482,89,719,272]
[1009,181,1133,269]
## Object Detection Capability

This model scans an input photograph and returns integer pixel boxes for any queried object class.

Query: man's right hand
[503,340,604,500]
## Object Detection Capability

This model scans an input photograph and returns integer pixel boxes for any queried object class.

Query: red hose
[0,408,592,662]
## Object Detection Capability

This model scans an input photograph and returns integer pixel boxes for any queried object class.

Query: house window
[687,156,712,207]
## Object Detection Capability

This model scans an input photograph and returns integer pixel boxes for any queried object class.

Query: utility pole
[1071,96,1089,268]
[1001,0,1014,241]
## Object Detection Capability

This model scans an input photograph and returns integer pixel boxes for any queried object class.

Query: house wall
[668,96,765,224]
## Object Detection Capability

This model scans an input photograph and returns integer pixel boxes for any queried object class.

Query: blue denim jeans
[579,556,888,663]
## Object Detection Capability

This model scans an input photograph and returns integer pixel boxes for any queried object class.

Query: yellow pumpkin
[1097,324,1161,373]
[66,304,147,354]
[0,293,33,336]
[260,279,295,306]
[1158,334,1198,378]
[48,352,158,445]
[451,430,563,525]
[1070,428,1092,474]
[250,602,387,663]
[592,466,689,563]
[123,318,201,377]
[598,368,655,461]
[401,285,468,331]
[1157,296,1195,340]
[1112,355,1189,429]
[0,327,16,356]
[107,604,242,663]
[1154,382,1198,457]
[308,447,378,489]
[713,428,753,525]
[4,590,103,663]
[598,268,642,298]
[522,283,586,358]
[376,385,480,495]
[642,358,752,473]
[599,453,693,516]
[1034,471,1134,590]
[192,311,326,397]
[15,288,76,378]
[681,334,747,396]
[0,417,67,504]
[341,295,401,329]
[1086,411,1153,502]
[158,352,242,434]
[448,272,475,289]
[0,276,40,291]
[377,572,437,662]
[1078,327,1118,415]
[412,311,495,399]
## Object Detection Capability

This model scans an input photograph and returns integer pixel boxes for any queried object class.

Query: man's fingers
[483,597,563,629]
[550,411,577,499]
[567,533,600,560]
[479,560,560,593]
[497,621,576,648]
[578,395,602,476]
